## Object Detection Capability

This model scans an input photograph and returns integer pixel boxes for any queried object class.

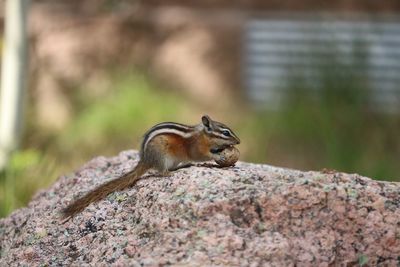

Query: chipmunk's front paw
[212,146,240,167]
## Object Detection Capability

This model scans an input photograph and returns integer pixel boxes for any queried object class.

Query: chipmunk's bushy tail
[62,162,149,219]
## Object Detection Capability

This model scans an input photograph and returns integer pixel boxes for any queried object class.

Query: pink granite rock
[1,150,399,266]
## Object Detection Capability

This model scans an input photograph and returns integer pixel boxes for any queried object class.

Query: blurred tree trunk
[0,0,30,170]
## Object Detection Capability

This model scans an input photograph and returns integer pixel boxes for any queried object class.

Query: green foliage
[0,150,57,217]
[252,89,399,181]
[59,73,190,157]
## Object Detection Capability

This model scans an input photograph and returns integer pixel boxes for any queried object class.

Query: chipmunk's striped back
[140,117,240,155]
[141,122,196,153]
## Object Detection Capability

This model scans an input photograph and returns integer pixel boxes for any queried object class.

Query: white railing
[244,17,400,111]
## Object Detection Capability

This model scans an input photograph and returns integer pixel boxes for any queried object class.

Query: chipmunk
[62,115,240,218]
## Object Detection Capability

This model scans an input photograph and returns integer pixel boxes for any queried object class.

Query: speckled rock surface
[1,150,399,266]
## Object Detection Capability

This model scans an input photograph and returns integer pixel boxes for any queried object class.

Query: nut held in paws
[214,146,240,167]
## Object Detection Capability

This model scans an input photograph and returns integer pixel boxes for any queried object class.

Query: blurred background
[0,0,399,217]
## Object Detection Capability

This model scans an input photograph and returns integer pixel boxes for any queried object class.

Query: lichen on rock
[1,150,399,266]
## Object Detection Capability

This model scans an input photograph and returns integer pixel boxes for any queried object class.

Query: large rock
[1,150,399,266]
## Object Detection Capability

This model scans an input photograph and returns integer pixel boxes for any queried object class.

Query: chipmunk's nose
[235,138,241,145]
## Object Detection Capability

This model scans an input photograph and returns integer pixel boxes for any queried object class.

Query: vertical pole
[0,0,29,170]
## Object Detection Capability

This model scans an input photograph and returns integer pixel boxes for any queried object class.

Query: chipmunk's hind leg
[142,142,176,176]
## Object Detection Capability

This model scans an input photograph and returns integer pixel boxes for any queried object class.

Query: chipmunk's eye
[221,130,231,136]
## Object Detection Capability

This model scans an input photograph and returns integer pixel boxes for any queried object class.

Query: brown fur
[62,162,149,219]
[163,134,190,159]
[186,132,213,162]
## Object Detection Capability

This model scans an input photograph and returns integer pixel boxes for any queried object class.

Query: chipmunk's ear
[201,115,212,130]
